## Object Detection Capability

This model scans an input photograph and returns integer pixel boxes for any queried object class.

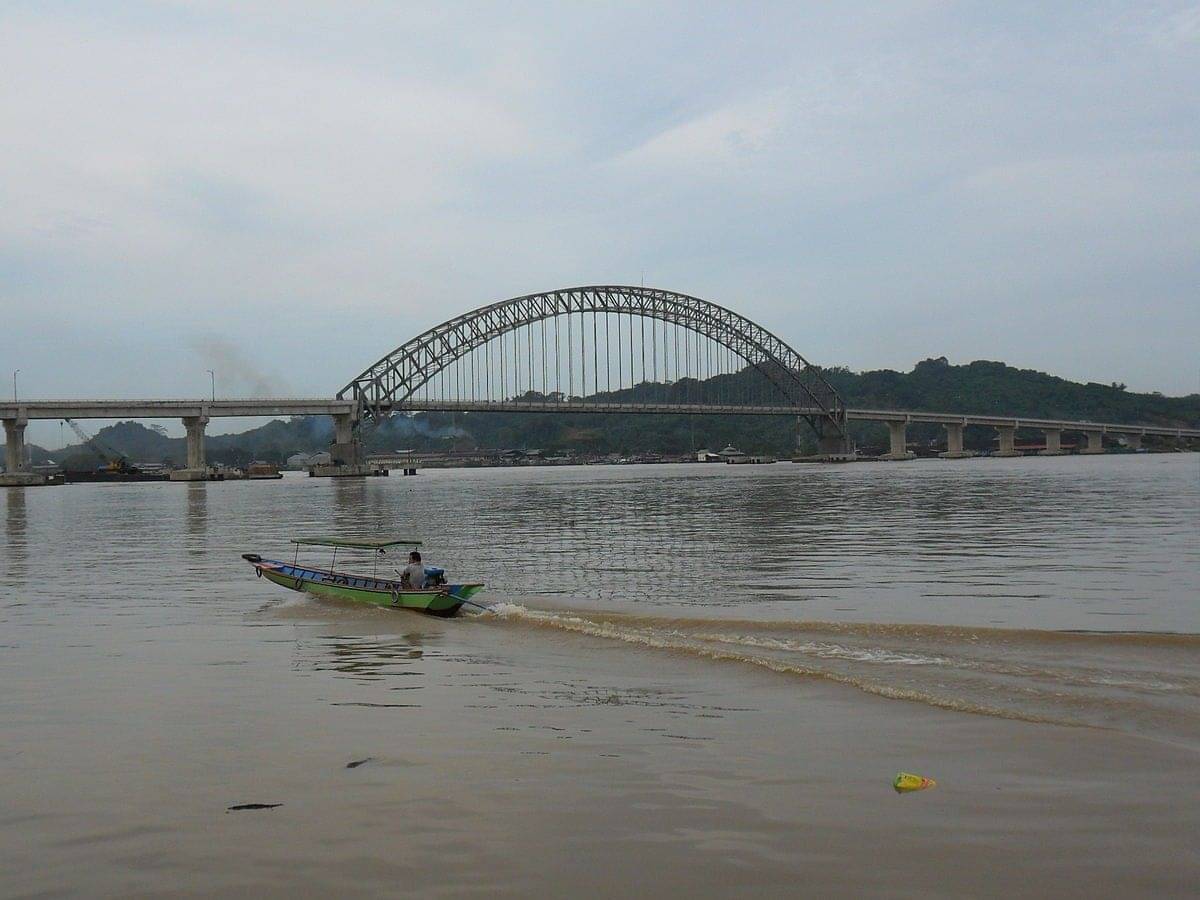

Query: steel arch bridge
[338,285,848,442]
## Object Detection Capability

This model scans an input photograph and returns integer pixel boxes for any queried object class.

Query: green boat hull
[256,562,483,617]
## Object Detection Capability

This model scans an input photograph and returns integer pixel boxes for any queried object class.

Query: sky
[2,1,1198,445]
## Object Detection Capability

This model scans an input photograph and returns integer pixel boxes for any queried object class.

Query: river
[3,454,1198,896]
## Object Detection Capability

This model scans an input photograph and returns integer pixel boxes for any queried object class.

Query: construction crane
[63,419,137,474]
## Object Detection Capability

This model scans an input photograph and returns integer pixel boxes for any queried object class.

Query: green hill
[32,418,335,469]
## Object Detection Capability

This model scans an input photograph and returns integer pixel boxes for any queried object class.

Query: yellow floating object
[893,772,936,793]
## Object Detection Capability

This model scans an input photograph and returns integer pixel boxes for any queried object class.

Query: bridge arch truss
[339,286,847,439]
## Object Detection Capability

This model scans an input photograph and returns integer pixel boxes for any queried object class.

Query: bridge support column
[817,435,852,457]
[2,415,44,485]
[939,422,974,459]
[4,417,26,473]
[795,424,855,462]
[330,413,361,467]
[170,415,211,481]
[880,421,915,460]
[1040,428,1064,455]
[994,425,1019,457]
[1080,430,1104,454]
[308,411,386,477]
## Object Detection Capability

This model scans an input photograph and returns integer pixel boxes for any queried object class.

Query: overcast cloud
[2,1,1198,444]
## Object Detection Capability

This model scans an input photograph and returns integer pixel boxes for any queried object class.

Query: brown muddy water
[3,454,1198,897]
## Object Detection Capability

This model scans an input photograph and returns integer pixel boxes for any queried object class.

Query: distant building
[286,451,331,469]
[131,462,170,474]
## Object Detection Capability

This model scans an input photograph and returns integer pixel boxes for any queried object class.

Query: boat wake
[485,606,1200,748]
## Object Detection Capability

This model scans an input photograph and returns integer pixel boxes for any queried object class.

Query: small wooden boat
[242,536,484,617]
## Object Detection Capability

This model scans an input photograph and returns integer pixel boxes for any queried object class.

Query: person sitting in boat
[399,550,426,590]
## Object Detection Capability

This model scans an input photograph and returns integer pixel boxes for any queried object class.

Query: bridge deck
[0,399,355,420]
[2,399,1196,438]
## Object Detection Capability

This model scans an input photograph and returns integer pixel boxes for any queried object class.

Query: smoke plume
[188,335,291,397]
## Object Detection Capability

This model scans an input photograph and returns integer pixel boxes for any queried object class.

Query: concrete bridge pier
[170,415,211,481]
[330,413,360,466]
[309,411,385,477]
[794,416,856,462]
[1080,430,1105,454]
[2,414,45,485]
[4,416,26,472]
[817,434,852,457]
[994,425,1020,457]
[880,421,915,460]
[1040,428,1065,455]
[939,422,974,459]
[813,427,857,462]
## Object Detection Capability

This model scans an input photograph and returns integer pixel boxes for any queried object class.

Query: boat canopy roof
[291,536,422,550]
